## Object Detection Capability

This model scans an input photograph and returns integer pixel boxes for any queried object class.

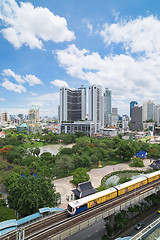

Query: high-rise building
[18,114,23,123]
[111,108,118,126]
[60,86,86,123]
[142,101,155,122]
[28,106,39,124]
[88,85,103,132]
[155,104,160,126]
[130,101,138,117]
[104,88,111,126]
[130,105,143,130]
[1,112,10,122]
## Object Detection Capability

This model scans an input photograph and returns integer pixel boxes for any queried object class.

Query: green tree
[130,157,144,167]
[7,175,59,217]
[71,168,90,185]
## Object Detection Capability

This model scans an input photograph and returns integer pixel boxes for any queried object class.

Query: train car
[145,170,160,183]
[114,176,148,196]
[67,187,117,216]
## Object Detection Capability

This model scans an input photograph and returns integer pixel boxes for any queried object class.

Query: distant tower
[142,101,155,122]
[130,101,138,117]
[60,86,86,123]
[1,112,10,122]
[104,88,112,126]
[28,106,39,124]
[130,105,143,130]
[88,85,103,132]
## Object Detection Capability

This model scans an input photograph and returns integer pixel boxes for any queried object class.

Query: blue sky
[0,0,160,117]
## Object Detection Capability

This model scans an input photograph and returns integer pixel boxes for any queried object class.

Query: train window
[79,204,87,209]
[67,204,73,212]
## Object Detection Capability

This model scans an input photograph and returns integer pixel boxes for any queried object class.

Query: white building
[142,101,155,122]
[88,85,104,132]
[60,86,86,123]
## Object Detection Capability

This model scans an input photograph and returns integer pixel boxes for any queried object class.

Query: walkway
[53,158,152,209]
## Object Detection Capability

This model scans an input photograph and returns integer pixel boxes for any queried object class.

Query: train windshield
[67,204,73,213]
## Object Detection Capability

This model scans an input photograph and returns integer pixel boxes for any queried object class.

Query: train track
[1,179,160,240]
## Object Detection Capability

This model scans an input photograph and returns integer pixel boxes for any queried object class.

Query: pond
[105,172,146,187]
[39,143,74,155]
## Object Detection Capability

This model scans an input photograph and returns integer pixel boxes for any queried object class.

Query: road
[65,208,160,240]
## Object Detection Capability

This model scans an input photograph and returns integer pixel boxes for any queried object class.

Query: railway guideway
[50,183,160,240]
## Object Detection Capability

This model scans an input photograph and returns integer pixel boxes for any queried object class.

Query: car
[134,222,144,230]
[158,209,160,214]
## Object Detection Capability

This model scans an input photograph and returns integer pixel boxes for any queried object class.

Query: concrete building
[143,101,155,122]
[104,88,112,126]
[111,108,118,126]
[130,101,138,117]
[18,114,23,123]
[88,85,103,132]
[28,106,39,124]
[60,86,86,123]
[130,105,143,130]
[1,112,10,123]
[155,104,160,126]
[122,115,129,130]
[60,121,95,136]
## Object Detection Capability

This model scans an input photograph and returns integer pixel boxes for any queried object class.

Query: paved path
[53,158,152,209]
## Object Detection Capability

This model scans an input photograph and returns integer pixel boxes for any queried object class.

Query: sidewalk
[53,158,151,209]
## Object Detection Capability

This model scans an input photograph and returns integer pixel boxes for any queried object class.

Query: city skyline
[1,0,160,117]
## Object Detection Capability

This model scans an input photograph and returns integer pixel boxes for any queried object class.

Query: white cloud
[99,15,160,57]
[23,75,43,86]
[55,44,160,115]
[27,92,59,116]
[1,69,43,92]
[51,79,69,88]
[0,98,5,101]
[0,0,75,50]
[2,68,25,84]
[30,91,37,96]
[1,79,26,93]
[82,18,93,36]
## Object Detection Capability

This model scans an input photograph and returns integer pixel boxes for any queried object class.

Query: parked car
[134,222,144,230]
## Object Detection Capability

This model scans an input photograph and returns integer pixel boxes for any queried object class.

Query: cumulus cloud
[1,69,43,92]
[0,0,75,49]
[82,18,93,36]
[99,15,160,57]
[51,79,69,88]
[1,79,26,93]
[2,69,25,84]
[23,75,43,86]
[55,43,160,113]
[0,98,5,101]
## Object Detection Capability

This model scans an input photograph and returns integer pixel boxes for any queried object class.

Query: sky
[1,0,160,117]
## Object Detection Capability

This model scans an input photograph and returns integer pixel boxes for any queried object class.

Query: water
[39,144,74,155]
[105,173,146,186]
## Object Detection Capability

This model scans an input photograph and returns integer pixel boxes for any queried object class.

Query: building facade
[130,105,143,130]
[1,112,10,123]
[28,106,39,124]
[104,88,112,126]
[130,101,138,117]
[88,85,103,132]
[142,101,155,122]
[60,86,86,123]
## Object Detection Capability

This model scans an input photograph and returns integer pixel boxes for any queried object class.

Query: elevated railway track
[1,179,160,240]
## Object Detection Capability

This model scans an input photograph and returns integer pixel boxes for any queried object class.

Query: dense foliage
[6,173,59,217]
[71,168,90,185]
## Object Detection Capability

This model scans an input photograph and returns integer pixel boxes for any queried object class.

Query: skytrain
[67,170,160,216]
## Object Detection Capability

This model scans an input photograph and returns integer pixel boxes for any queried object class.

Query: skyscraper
[88,85,103,132]
[142,101,155,122]
[104,88,111,126]
[60,86,86,123]
[130,105,143,130]
[130,101,138,117]
[1,112,10,122]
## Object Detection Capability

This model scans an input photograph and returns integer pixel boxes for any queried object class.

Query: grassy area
[0,206,16,222]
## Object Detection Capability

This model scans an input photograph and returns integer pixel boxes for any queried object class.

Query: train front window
[67,204,73,213]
